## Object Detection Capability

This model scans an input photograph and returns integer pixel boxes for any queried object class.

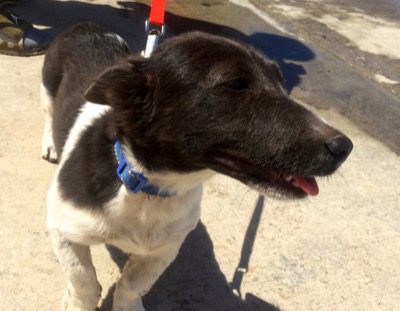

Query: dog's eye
[223,78,249,90]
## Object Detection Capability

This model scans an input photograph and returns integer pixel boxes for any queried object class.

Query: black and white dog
[41,23,352,311]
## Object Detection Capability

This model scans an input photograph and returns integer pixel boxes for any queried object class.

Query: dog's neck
[118,138,215,197]
[114,139,175,198]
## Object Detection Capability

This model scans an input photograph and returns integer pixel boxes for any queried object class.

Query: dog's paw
[41,144,58,163]
[61,284,100,311]
[41,121,58,162]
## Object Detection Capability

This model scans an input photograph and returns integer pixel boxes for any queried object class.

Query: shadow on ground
[13,0,314,94]
[100,197,280,311]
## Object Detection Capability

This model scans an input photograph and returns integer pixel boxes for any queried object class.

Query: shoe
[0,8,52,56]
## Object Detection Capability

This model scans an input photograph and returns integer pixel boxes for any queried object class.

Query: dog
[41,23,352,311]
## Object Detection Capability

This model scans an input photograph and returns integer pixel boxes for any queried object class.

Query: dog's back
[42,23,130,157]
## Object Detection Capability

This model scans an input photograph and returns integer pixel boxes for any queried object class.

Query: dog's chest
[105,187,202,255]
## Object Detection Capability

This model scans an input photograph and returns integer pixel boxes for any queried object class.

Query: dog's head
[85,31,352,198]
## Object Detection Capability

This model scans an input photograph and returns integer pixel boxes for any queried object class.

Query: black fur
[42,23,130,157]
[43,23,352,207]
[58,114,120,208]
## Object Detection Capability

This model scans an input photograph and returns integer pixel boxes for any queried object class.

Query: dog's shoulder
[56,102,119,209]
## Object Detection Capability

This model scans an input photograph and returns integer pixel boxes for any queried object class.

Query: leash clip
[144,19,165,58]
[145,19,165,36]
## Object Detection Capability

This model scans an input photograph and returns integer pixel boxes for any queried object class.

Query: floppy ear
[84,56,155,107]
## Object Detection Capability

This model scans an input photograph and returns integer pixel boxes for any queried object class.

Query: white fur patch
[59,102,111,164]
[48,171,203,254]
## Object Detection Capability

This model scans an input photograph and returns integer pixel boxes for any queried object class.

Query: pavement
[0,1,399,310]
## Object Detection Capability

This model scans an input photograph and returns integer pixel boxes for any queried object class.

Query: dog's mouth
[210,151,319,198]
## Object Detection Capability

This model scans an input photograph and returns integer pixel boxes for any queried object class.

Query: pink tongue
[293,176,319,196]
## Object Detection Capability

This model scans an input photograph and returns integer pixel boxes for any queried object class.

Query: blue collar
[114,140,175,198]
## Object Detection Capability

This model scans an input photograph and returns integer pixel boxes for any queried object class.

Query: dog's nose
[325,135,353,164]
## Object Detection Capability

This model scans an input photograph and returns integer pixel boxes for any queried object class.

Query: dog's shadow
[100,197,280,311]
[15,0,314,94]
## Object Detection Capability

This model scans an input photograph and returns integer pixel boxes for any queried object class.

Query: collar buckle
[114,140,175,198]
[117,158,148,193]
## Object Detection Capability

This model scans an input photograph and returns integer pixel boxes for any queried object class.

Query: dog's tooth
[285,175,293,182]
[292,181,299,188]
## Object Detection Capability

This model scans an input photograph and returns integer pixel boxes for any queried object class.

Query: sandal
[0,8,52,56]
[0,0,27,9]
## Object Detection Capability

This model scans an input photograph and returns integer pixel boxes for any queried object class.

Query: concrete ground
[0,0,399,310]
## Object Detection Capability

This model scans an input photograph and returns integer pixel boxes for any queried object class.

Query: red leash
[149,0,166,26]
[144,0,166,58]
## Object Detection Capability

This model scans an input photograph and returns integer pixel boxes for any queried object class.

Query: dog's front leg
[112,250,179,311]
[40,84,58,162]
[50,230,101,311]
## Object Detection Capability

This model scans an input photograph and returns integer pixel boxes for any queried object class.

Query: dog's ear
[84,56,155,107]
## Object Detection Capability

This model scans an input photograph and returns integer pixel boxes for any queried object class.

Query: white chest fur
[104,186,203,255]
[47,177,203,256]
